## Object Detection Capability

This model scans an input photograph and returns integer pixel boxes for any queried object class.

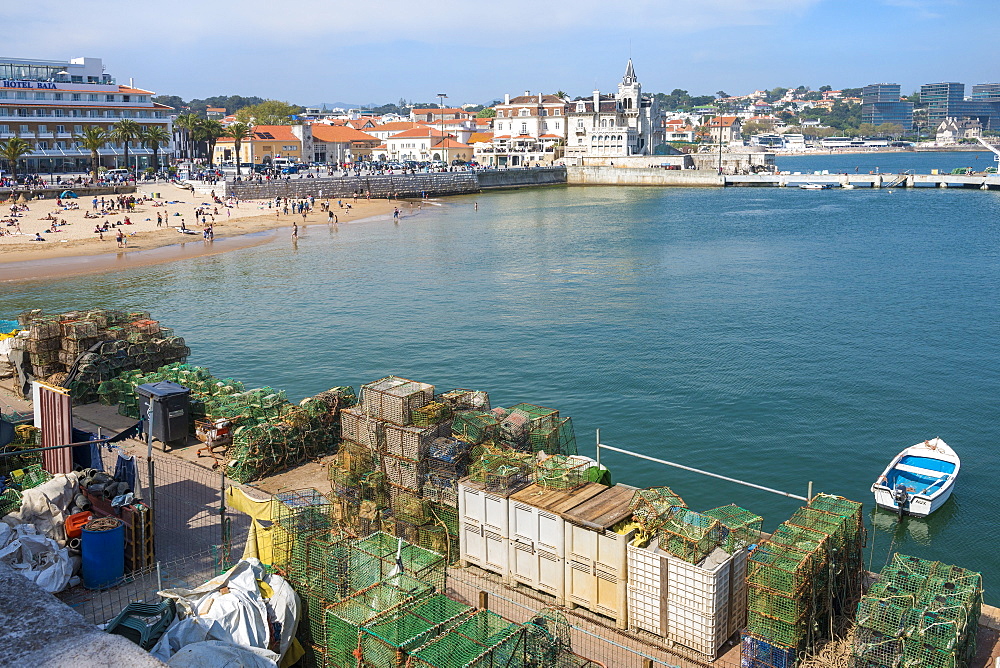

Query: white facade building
[564,60,664,161]
[0,56,173,173]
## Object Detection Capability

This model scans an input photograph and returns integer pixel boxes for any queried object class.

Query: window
[554,109,561,115]
[88,94,98,101]
[137,95,147,102]
[0,125,8,133]
[0,91,7,99]
[540,110,547,116]
[54,109,64,117]
[576,102,585,112]
[521,123,528,134]
[56,125,65,133]
[74,125,83,133]
[122,95,130,102]
[106,95,115,102]
[541,122,548,130]
[555,122,560,130]
[38,125,47,133]
[519,109,529,117]
[53,93,62,100]
[72,93,81,101]
[55,141,65,149]
[35,92,47,100]
[37,141,48,149]
[0,109,6,117]
[15,92,27,99]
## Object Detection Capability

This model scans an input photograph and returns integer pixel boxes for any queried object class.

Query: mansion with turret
[563,60,664,162]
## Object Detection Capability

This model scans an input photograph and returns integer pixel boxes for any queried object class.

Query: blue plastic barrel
[81,518,125,589]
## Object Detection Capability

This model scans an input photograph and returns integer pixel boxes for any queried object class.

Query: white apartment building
[0,56,172,173]
[487,93,568,166]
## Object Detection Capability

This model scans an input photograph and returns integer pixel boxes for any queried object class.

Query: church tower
[618,58,641,111]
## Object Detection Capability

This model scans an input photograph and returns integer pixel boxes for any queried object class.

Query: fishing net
[629,487,686,532]
[409,610,526,668]
[534,454,589,491]
[703,504,763,554]
[358,593,473,667]
[657,507,728,564]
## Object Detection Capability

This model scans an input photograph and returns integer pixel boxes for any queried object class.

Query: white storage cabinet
[561,483,636,629]
[458,479,512,580]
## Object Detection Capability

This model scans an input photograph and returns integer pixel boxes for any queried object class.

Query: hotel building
[0,56,172,173]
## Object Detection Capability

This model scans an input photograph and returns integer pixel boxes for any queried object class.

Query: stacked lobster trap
[9,309,189,402]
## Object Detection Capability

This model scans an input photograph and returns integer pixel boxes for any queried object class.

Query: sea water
[5,180,999,599]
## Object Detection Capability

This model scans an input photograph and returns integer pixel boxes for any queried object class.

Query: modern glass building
[921,81,1000,130]
[0,56,173,173]
[861,83,913,131]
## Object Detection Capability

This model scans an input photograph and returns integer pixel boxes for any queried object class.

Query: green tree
[858,123,877,137]
[235,100,303,125]
[74,126,107,182]
[174,113,202,160]
[224,122,253,176]
[476,108,496,118]
[198,119,227,167]
[0,137,33,181]
[819,85,832,92]
[139,126,171,172]
[111,119,141,174]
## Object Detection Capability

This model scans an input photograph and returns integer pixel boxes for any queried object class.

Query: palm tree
[174,113,201,160]
[0,138,33,182]
[110,119,141,175]
[199,119,226,167]
[74,126,107,182]
[139,126,171,173]
[224,122,253,175]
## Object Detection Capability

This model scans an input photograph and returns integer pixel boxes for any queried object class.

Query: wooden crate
[361,376,434,426]
[83,488,155,572]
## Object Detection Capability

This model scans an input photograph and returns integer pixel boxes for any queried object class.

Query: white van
[105,168,131,177]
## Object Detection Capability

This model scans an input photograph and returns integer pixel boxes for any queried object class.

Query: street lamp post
[437,93,447,165]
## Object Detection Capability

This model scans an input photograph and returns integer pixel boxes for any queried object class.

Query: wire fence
[47,443,254,626]
[444,564,743,668]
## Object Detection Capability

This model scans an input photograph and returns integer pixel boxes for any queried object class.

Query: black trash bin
[136,381,191,450]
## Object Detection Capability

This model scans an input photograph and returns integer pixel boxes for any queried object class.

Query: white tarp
[166,640,277,668]
[0,523,75,592]
[152,559,298,664]
[3,471,81,545]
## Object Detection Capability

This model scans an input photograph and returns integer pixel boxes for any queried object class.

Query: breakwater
[215,165,1000,200]
[220,167,568,200]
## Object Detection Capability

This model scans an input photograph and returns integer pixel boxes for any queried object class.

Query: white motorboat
[799,183,832,190]
[842,183,856,189]
[871,438,959,518]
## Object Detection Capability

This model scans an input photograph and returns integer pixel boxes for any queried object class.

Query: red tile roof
[311,125,379,143]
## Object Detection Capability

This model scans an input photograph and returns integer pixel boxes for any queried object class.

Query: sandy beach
[0,182,400,268]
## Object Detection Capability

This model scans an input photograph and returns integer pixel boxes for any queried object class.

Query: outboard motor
[892,483,909,518]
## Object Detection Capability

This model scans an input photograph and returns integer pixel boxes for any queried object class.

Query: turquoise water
[777,149,997,175]
[5,183,999,598]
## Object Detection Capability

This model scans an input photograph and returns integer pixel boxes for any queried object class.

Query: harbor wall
[566,166,724,187]
[476,167,566,189]
[222,172,480,200]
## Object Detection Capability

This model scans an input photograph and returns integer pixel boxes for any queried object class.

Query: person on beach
[157,212,163,227]
[393,207,399,221]
[292,223,298,239]
[116,230,124,247]
[327,211,333,223]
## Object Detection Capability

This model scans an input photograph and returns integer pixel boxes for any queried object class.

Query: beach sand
[0,182,399,267]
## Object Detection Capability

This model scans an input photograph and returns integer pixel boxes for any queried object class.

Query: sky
[5,0,1000,106]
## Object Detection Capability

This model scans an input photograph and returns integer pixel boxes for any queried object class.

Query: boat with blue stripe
[871,438,959,518]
